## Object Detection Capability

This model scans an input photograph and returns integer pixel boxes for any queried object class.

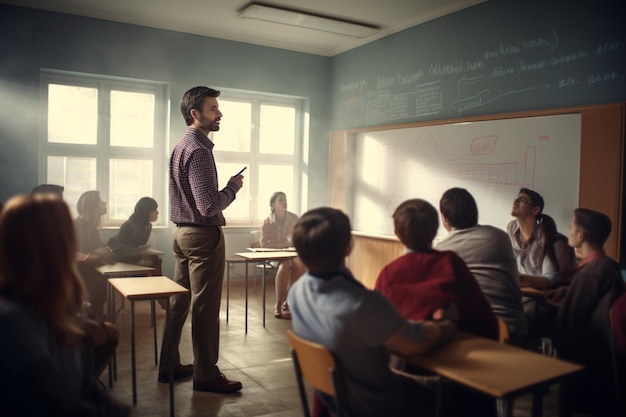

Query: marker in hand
[234,167,247,177]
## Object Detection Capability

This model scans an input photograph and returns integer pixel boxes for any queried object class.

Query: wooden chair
[250,233,278,291]
[496,317,512,416]
[497,317,509,344]
[287,329,348,417]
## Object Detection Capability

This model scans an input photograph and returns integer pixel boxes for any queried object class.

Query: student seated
[0,194,129,416]
[613,292,626,360]
[287,207,456,417]
[31,185,118,376]
[376,198,498,342]
[108,197,161,269]
[437,188,527,346]
[506,188,575,289]
[260,191,305,319]
[551,208,624,415]
[74,190,115,320]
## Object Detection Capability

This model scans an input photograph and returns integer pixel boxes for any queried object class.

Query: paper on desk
[246,247,296,252]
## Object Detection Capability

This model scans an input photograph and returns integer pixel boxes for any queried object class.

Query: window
[213,90,307,225]
[40,70,168,225]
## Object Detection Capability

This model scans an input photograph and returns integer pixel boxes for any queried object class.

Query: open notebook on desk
[246,247,296,252]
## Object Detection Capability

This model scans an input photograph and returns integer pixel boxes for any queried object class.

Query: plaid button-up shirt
[169,127,240,226]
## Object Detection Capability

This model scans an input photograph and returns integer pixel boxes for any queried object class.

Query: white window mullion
[40,69,167,225]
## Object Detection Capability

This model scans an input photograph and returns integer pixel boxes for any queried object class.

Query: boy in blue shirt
[288,207,456,417]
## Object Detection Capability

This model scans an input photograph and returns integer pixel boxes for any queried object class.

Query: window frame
[215,89,307,226]
[38,69,169,226]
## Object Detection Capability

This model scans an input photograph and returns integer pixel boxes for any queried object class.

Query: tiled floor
[103,279,581,417]
[105,280,301,417]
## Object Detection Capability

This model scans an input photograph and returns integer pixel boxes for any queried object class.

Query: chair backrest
[251,230,261,248]
[497,318,509,344]
[287,329,347,417]
[609,300,624,416]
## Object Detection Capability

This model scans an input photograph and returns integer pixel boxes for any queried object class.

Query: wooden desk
[108,276,188,417]
[99,262,156,387]
[401,333,583,417]
[139,247,164,256]
[234,251,299,332]
[97,262,156,277]
[521,287,562,308]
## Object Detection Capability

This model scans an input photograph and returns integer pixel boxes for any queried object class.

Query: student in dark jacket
[552,208,625,415]
[108,197,159,264]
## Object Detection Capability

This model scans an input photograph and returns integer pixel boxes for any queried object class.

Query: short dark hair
[519,188,544,214]
[393,199,438,250]
[573,208,612,248]
[180,86,220,126]
[31,184,64,198]
[292,207,352,273]
[439,188,478,229]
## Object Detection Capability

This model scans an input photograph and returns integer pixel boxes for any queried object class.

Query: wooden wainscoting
[347,232,404,289]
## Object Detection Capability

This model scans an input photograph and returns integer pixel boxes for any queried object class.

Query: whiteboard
[351,114,581,241]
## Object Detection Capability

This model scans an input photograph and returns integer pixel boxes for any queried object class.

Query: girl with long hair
[108,197,159,264]
[0,194,128,416]
[75,190,114,320]
[260,192,305,319]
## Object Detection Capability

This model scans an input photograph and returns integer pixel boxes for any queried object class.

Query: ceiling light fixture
[239,3,380,38]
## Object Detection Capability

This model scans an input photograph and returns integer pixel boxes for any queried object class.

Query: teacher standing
[158,86,244,394]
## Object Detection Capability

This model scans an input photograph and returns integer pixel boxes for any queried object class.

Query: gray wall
[0,4,331,206]
[2,2,624,205]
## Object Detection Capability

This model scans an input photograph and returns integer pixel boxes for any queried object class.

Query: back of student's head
[0,194,85,346]
[573,208,612,248]
[539,214,559,240]
[439,188,478,229]
[31,183,64,199]
[292,207,351,273]
[76,190,102,223]
[393,199,439,250]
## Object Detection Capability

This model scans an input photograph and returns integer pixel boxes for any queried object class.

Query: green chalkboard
[331,0,626,129]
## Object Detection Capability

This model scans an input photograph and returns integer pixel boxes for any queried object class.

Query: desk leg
[130,300,137,404]
[559,380,572,417]
[107,280,114,387]
[434,377,443,417]
[245,262,249,334]
[262,264,266,327]
[152,299,158,365]
[497,398,514,417]
[166,298,175,417]
[530,387,545,417]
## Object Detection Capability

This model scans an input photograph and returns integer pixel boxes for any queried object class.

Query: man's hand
[228,175,244,189]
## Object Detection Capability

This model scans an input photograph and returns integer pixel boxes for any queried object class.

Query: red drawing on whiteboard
[470,135,498,155]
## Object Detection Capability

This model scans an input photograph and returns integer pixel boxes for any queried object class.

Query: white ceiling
[3,0,485,56]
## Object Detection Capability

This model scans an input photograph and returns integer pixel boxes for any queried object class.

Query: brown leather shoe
[193,373,243,393]
[158,363,193,383]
